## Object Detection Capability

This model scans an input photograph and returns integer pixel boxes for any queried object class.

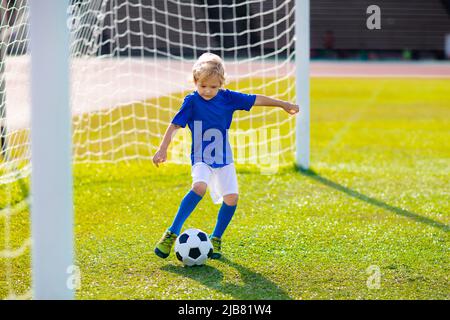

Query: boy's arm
[254,94,299,115]
[152,123,181,167]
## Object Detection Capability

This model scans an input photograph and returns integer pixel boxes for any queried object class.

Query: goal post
[30,0,73,299]
[295,0,310,170]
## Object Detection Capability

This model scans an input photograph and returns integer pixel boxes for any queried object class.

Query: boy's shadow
[161,257,292,300]
[297,167,449,233]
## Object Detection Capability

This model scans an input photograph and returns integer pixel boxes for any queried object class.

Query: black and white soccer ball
[174,228,213,266]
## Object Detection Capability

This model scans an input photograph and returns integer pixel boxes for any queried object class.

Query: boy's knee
[192,182,207,197]
[223,193,238,206]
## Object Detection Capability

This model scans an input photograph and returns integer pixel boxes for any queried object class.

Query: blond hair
[192,53,226,85]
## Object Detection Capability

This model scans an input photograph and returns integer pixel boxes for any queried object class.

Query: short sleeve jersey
[171,89,256,168]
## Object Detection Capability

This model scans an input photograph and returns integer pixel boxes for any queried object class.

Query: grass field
[1,76,449,299]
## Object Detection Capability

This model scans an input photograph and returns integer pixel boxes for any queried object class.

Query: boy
[153,53,298,259]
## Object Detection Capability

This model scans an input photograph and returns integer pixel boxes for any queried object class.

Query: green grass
[1,77,449,299]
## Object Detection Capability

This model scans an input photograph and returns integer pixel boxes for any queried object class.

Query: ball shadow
[161,257,292,300]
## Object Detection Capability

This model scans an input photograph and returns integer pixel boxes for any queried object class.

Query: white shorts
[191,162,238,204]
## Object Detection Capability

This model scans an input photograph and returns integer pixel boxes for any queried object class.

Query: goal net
[0,0,296,299]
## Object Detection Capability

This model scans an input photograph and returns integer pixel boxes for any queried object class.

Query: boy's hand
[282,102,299,115]
[152,148,167,167]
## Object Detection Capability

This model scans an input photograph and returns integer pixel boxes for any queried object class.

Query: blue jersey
[171,89,256,168]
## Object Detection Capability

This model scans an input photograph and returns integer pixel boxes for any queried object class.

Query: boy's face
[195,76,221,100]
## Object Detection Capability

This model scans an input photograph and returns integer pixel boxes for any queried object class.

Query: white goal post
[30,0,73,299]
[295,0,310,169]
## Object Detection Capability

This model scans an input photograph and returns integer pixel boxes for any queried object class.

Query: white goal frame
[295,0,310,169]
[30,0,73,299]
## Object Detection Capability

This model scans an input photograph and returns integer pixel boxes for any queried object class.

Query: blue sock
[168,190,203,235]
[212,202,237,238]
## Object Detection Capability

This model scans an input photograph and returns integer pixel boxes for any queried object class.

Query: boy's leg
[169,162,212,235]
[211,194,238,238]
[210,163,239,259]
[155,188,205,259]
[168,187,205,235]
[154,163,211,258]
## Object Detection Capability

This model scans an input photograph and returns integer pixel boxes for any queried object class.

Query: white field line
[312,73,450,78]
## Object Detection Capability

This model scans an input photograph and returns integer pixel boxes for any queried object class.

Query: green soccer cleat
[154,230,177,258]
[209,236,222,259]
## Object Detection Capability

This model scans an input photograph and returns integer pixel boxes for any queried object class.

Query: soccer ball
[174,228,213,266]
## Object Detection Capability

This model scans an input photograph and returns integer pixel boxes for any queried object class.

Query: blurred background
[3,0,450,60]
[310,0,450,61]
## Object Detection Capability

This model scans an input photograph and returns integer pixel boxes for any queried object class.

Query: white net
[0,0,32,300]
[69,0,296,166]
[0,0,296,298]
